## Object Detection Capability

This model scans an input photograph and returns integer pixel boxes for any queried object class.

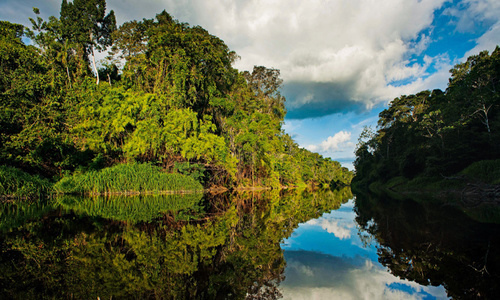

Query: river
[0,188,498,299]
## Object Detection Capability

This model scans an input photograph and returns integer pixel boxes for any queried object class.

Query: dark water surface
[0,188,498,299]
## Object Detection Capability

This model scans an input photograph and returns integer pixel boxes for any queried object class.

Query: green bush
[460,159,500,184]
[54,162,203,194]
[0,166,52,198]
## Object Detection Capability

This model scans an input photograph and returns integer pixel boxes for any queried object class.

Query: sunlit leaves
[0,5,352,188]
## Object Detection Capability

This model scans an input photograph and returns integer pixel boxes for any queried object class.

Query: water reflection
[353,191,500,299]
[56,193,206,222]
[279,189,500,299]
[280,200,449,300]
[3,188,494,299]
[0,188,351,299]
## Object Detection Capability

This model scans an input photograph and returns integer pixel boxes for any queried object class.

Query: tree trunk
[91,46,99,85]
[66,65,72,88]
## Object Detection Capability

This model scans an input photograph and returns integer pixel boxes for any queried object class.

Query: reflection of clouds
[281,251,449,300]
[289,264,314,277]
[307,216,355,240]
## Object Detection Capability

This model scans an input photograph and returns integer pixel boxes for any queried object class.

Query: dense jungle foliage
[0,0,352,196]
[353,46,500,189]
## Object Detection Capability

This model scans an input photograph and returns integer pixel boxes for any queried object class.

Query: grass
[54,162,204,195]
[0,165,52,199]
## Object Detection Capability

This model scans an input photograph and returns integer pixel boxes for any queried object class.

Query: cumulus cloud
[3,0,497,120]
[307,131,355,154]
[0,0,61,26]
[153,0,449,117]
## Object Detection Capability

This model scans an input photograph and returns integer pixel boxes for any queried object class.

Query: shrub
[460,159,500,184]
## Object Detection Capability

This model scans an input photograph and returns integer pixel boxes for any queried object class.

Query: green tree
[60,0,116,84]
[0,20,78,176]
[448,47,500,136]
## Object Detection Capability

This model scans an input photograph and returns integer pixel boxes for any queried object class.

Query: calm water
[280,199,448,299]
[1,188,499,299]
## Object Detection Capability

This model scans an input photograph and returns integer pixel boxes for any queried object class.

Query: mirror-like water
[0,188,498,299]
[280,199,449,299]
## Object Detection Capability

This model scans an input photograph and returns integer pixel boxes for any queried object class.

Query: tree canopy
[0,1,352,190]
[353,46,500,185]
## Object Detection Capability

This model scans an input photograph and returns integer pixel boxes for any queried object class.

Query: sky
[1,0,499,169]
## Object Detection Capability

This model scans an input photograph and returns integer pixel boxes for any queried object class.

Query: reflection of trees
[0,187,352,299]
[354,191,500,299]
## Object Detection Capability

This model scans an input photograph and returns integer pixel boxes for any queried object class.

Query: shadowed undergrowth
[0,166,52,199]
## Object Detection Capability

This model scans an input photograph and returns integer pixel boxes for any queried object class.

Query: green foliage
[53,162,203,194]
[460,159,500,184]
[354,46,500,190]
[174,161,206,183]
[0,4,351,190]
[60,0,116,55]
[0,166,52,198]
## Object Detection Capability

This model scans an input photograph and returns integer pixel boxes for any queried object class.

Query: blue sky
[1,0,499,169]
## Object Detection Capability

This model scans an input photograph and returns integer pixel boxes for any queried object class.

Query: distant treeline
[354,46,500,186]
[0,0,352,193]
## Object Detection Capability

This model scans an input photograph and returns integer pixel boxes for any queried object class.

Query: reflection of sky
[280,199,449,300]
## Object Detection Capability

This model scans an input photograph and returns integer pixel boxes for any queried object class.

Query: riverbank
[1,162,338,201]
[1,163,204,200]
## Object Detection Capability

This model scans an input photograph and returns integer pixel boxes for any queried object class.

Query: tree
[448,47,500,136]
[243,66,286,120]
[60,0,116,84]
[0,20,81,176]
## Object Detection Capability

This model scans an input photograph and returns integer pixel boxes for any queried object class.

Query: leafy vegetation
[0,1,351,197]
[460,159,500,185]
[53,162,203,194]
[353,47,500,197]
[0,166,52,199]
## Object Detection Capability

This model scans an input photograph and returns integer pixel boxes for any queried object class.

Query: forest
[0,0,352,198]
[353,46,500,195]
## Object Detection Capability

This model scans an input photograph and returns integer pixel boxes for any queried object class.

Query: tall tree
[60,0,116,84]
[448,47,500,136]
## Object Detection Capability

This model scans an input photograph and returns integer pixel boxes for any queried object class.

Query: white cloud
[106,0,451,113]
[460,0,500,58]
[307,131,354,154]
[3,0,498,119]
[170,0,448,111]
